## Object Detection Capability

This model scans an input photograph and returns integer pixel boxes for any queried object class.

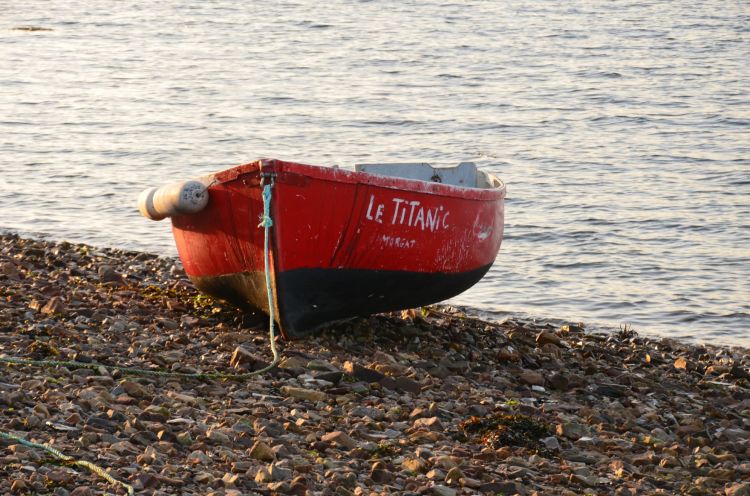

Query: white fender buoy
[138,180,209,221]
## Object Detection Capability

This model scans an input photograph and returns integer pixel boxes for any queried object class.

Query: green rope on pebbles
[0,178,281,494]
[0,356,277,381]
[0,431,135,496]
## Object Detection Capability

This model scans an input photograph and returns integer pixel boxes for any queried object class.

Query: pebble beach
[1,232,749,496]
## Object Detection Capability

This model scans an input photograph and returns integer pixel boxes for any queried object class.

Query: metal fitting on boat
[137,180,209,221]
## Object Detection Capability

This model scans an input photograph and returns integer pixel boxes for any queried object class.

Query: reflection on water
[1,0,748,345]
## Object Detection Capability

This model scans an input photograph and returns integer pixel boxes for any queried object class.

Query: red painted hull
[171,159,505,338]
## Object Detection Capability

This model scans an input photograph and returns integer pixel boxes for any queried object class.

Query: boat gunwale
[212,159,506,201]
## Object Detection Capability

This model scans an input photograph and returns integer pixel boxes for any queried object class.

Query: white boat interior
[355,162,484,188]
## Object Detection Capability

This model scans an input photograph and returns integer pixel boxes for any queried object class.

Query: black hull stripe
[191,264,493,339]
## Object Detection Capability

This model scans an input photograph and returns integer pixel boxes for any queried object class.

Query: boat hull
[171,159,505,339]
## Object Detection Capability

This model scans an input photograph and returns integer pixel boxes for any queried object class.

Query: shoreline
[1,232,749,495]
[3,226,745,349]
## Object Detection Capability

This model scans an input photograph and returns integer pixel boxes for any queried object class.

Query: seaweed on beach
[458,413,551,450]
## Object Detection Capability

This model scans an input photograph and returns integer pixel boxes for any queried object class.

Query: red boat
[138,159,505,339]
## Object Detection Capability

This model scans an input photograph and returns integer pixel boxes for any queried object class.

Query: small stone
[412,416,443,431]
[267,481,292,493]
[188,450,211,465]
[345,382,370,395]
[321,430,358,450]
[536,331,561,346]
[70,487,93,496]
[461,477,481,489]
[704,364,729,375]
[98,265,123,283]
[433,455,462,469]
[373,360,408,376]
[721,428,750,441]
[108,319,128,333]
[78,432,98,448]
[268,464,293,481]
[111,441,140,455]
[158,475,185,487]
[289,475,309,493]
[33,403,50,418]
[730,365,750,380]
[343,361,385,383]
[230,346,266,371]
[207,428,231,445]
[194,471,214,484]
[726,482,750,496]
[497,346,520,361]
[279,356,308,369]
[315,371,343,384]
[595,383,628,398]
[445,466,463,484]
[139,405,169,422]
[280,386,327,402]
[231,461,252,473]
[677,422,705,436]
[416,446,434,459]
[0,261,20,279]
[479,481,509,493]
[674,356,690,370]
[136,446,159,465]
[410,406,430,419]
[221,472,239,487]
[248,440,275,461]
[11,479,27,493]
[518,369,545,386]
[307,359,337,371]
[402,457,428,473]
[77,386,106,402]
[153,430,175,445]
[569,473,598,487]
[541,436,561,451]
[369,461,394,484]
[428,365,452,378]
[432,485,457,496]
[167,391,198,405]
[255,467,272,484]
[541,342,563,357]
[630,451,656,466]
[46,469,73,484]
[427,468,445,480]
[556,422,590,440]
[350,406,385,420]
[42,296,66,315]
[707,467,735,481]
[120,380,147,398]
[156,317,178,330]
[176,431,193,446]
[392,376,421,394]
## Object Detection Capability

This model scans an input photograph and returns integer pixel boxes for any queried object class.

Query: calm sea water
[1,1,748,345]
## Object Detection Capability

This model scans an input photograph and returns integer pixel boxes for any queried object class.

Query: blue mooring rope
[257,178,280,372]
[0,178,281,493]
